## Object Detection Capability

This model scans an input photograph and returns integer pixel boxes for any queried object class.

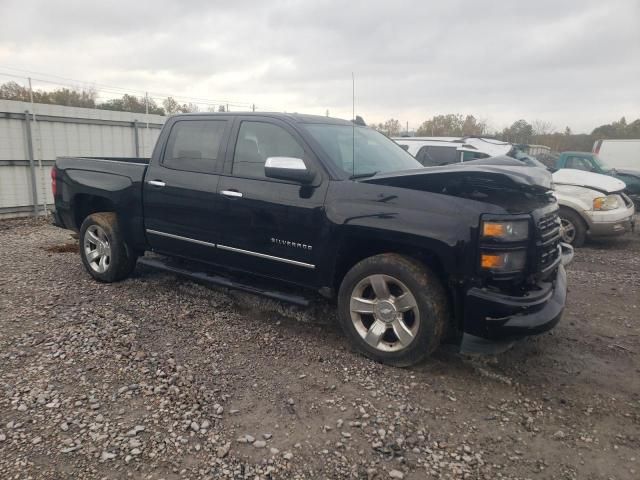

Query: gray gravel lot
[0,216,639,479]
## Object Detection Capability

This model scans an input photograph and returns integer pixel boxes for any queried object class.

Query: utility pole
[252,103,255,112]
[406,121,409,136]
[27,77,47,215]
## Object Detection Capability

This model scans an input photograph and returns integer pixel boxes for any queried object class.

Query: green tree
[374,118,402,136]
[501,119,534,144]
[97,94,164,115]
[0,81,97,108]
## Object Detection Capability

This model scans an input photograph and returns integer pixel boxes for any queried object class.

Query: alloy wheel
[559,217,576,244]
[83,225,111,273]
[349,274,420,352]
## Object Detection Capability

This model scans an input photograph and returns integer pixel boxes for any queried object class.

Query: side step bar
[137,256,311,307]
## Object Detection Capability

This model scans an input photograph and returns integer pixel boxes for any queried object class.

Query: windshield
[592,154,611,170]
[303,124,422,177]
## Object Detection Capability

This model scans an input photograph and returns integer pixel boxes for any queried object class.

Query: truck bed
[53,156,150,248]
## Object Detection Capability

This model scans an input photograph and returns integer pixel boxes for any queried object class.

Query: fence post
[24,110,39,215]
[133,120,140,157]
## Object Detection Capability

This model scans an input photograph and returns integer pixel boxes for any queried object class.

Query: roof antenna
[352,72,355,177]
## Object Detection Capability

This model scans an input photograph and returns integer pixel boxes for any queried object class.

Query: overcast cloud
[0,0,638,132]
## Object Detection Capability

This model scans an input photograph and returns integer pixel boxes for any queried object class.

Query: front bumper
[460,244,572,354]
[587,203,635,237]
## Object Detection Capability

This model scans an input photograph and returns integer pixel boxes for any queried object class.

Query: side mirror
[265,157,315,184]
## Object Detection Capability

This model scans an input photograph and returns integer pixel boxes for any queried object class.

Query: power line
[0,67,256,109]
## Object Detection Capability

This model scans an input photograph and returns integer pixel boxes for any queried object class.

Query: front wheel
[337,253,449,367]
[79,212,137,282]
[559,208,586,247]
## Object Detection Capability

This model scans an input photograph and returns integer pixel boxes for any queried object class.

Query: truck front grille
[537,212,561,272]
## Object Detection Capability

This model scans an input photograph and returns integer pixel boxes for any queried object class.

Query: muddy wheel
[337,253,449,367]
[559,207,586,247]
[79,212,137,282]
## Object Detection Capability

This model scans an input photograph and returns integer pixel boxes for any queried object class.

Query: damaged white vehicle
[552,169,635,247]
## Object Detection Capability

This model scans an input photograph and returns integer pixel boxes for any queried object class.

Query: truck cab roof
[169,112,353,126]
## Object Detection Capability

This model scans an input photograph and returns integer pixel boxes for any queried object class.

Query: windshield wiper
[349,171,379,180]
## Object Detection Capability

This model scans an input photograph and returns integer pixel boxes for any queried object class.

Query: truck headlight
[593,195,620,211]
[481,220,529,242]
[481,250,527,272]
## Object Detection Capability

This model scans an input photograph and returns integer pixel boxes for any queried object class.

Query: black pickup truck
[52,113,573,366]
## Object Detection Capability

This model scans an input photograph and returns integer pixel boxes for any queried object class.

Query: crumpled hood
[552,169,626,194]
[362,158,553,194]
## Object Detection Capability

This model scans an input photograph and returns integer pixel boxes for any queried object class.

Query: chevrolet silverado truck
[52,113,573,366]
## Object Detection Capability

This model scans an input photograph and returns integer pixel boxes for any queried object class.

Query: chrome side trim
[217,244,315,269]
[146,229,217,248]
[221,190,243,198]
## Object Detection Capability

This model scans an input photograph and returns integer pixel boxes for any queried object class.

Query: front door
[143,117,232,262]
[215,117,328,286]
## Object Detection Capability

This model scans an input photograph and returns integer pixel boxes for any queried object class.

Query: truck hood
[360,160,555,213]
[552,169,626,194]
[363,161,552,193]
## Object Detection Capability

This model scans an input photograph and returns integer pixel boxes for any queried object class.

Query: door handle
[147,180,166,187]
[221,190,243,198]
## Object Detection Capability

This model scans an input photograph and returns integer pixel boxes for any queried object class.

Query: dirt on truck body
[0,215,638,479]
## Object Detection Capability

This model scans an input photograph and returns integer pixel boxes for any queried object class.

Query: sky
[0,0,638,133]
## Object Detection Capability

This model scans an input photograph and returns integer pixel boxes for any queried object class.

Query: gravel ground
[0,216,638,480]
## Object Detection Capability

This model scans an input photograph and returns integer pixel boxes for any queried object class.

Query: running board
[137,256,311,306]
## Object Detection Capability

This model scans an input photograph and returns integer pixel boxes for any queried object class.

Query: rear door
[143,116,232,262]
[214,116,328,286]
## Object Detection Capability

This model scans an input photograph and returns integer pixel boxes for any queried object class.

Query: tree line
[2,81,637,152]
[371,114,640,152]
[0,81,232,116]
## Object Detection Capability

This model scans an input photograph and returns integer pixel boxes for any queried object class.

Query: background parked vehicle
[553,151,640,203]
[551,169,635,247]
[593,139,640,170]
[392,137,509,165]
[52,113,573,366]
[395,138,637,247]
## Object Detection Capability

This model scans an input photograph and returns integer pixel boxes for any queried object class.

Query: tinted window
[416,145,460,166]
[163,120,227,173]
[462,150,490,162]
[233,121,305,179]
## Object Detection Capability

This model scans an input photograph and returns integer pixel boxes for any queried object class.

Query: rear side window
[416,145,460,166]
[163,120,227,173]
[462,151,490,161]
[233,121,304,179]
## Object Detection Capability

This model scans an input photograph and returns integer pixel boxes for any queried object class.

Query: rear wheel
[559,208,586,247]
[79,212,137,282]
[337,253,449,367]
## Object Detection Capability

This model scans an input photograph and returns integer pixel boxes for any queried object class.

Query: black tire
[337,253,449,367]
[559,207,587,247]
[79,212,137,282]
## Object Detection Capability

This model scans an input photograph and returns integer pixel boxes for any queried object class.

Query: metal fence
[0,99,166,218]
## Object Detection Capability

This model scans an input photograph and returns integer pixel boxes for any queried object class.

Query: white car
[552,169,635,247]
[393,137,511,165]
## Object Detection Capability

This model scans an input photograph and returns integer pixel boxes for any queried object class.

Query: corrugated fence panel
[0,166,34,207]
[0,99,166,218]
